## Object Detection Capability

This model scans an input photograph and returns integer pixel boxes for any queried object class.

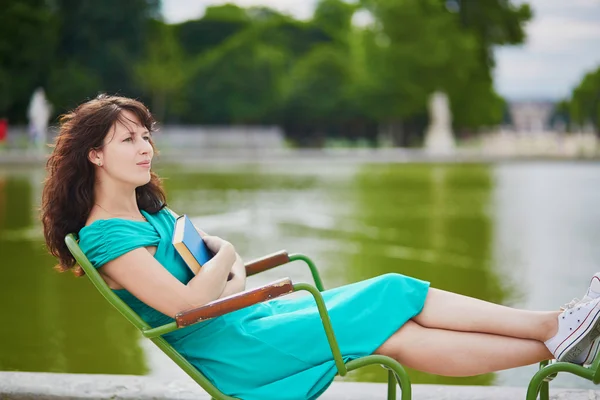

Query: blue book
[172,214,213,274]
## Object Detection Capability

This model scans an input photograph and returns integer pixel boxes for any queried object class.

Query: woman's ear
[88,148,103,167]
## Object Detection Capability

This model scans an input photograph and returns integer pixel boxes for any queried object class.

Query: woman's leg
[413,288,560,342]
[375,321,551,376]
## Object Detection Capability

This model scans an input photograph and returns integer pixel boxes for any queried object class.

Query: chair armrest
[244,250,290,276]
[175,278,294,327]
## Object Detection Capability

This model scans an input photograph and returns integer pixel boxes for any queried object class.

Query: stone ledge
[1,371,599,400]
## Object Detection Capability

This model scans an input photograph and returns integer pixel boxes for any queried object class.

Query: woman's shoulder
[78,214,161,269]
[144,206,178,226]
[78,206,173,238]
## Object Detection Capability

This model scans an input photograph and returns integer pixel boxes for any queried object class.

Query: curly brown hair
[41,94,167,276]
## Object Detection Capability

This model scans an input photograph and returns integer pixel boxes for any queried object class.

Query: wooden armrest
[175,278,294,327]
[244,250,290,276]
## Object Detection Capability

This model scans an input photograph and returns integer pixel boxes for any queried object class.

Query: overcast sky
[162,0,600,101]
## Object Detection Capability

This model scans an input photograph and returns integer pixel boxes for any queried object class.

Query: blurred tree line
[1,0,534,147]
[552,66,600,135]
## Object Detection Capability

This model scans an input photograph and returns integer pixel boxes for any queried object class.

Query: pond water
[1,161,599,389]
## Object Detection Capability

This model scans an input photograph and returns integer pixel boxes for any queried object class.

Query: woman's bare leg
[375,321,552,376]
[413,288,560,341]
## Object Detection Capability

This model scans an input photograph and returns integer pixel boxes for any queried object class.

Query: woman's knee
[378,272,404,285]
[376,273,414,294]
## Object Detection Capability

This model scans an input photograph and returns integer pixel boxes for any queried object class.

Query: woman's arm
[219,252,247,298]
[99,235,237,318]
[193,224,247,298]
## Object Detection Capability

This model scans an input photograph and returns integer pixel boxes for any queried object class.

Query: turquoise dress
[78,207,430,400]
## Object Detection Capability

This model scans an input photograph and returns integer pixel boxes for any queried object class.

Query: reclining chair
[65,233,412,400]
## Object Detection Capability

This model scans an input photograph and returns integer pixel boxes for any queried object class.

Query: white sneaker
[545,297,600,363]
[562,272,600,365]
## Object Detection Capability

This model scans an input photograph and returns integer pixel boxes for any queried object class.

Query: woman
[41,95,600,400]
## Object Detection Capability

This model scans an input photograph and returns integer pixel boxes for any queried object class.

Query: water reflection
[1,162,599,390]
[321,164,504,386]
[492,163,600,389]
[0,173,146,374]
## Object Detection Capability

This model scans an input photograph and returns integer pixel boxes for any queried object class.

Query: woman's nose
[140,140,152,154]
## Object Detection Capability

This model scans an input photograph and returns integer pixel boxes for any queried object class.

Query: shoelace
[560,298,581,311]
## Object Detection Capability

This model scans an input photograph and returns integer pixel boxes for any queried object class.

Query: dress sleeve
[77,219,160,269]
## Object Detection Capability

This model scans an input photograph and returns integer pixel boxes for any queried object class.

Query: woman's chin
[133,175,152,188]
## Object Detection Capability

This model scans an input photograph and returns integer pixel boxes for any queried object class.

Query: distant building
[508,101,556,132]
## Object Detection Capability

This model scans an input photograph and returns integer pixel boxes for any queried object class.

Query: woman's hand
[203,235,235,258]
[199,234,246,297]
[219,253,247,298]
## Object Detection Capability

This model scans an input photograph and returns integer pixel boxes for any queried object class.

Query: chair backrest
[65,234,152,330]
[64,233,236,400]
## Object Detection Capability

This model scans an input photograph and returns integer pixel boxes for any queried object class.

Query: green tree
[182,32,286,124]
[569,66,600,135]
[452,0,531,132]
[355,0,532,142]
[359,0,478,144]
[313,0,357,44]
[134,21,189,122]
[449,73,505,133]
[178,8,332,125]
[456,0,532,69]
[0,0,57,121]
[48,0,160,108]
[279,1,370,147]
[549,99,571,131]
[282,44,354,146]
[174,4,250,56]
[258,17,332,60]
[46,62,102,111]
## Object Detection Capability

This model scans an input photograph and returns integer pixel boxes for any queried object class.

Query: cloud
[493,0,600,100]
[526,16,600,54]
[162,0,316,22]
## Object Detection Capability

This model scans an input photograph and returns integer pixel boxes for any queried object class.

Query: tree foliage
[182,31,287,124]
[570,67,600,134]
[2,0,539,146]
[552,66,600,135]
[134,21,189,122]
[0,0,57,118]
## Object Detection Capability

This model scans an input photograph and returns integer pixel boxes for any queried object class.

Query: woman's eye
[143,136,150,141]
[123,137,132,142]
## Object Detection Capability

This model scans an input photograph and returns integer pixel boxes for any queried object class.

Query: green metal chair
[65,233,412,400]
[527,357,600,400]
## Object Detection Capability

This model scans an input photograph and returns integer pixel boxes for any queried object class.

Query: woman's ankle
[540,311,561,342]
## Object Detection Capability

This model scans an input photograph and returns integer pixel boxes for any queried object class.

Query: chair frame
[527,358,600,400]
[65,233,411,400]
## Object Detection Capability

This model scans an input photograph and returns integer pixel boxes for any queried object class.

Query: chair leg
[387,369,396,400]
[526,372,545,400]
[345,355,411,400]
[379,361,410,400]
[527,361,555,400]
[539,380,549,400]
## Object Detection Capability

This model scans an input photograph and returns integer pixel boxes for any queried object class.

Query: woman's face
[92,110,154,188]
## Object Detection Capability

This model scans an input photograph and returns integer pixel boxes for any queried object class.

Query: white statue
[27,87,53,150]
[423,91,455,154]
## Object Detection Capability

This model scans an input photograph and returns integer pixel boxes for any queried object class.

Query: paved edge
[0,371,599,400]
[0,148,598,168]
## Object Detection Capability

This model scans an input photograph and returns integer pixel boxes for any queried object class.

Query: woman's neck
[93,180,140,216]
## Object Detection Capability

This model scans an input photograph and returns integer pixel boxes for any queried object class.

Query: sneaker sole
[556,303,600,362]
[583,338,600,366]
